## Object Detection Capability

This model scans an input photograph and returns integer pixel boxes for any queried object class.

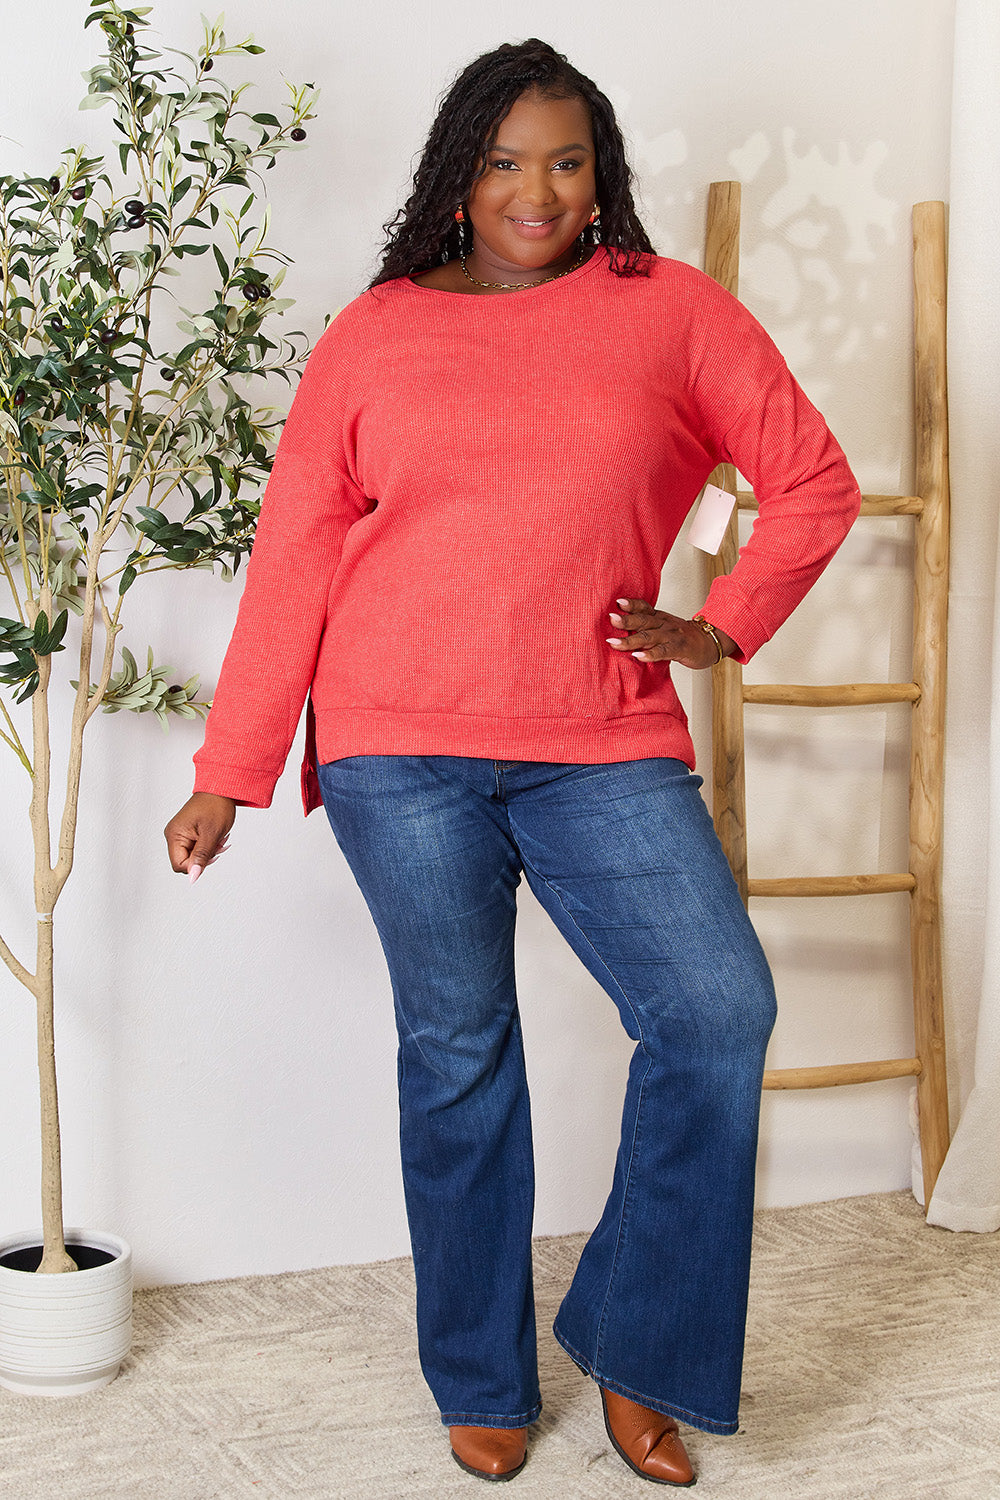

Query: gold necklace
[460,242,586,291]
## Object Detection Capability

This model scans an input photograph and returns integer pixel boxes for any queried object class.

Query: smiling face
[464,88,598,284]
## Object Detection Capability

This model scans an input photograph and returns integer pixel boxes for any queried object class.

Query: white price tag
[688,482,737,555]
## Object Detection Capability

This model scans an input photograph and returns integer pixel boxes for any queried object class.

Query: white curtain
[926,0,1000,1232]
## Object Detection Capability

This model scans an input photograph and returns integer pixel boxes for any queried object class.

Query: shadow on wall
[735,128,897,411]
[618,106,906,493]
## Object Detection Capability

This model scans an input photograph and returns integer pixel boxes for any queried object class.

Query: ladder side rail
[910,201,951,1202]
[704,182,749,904]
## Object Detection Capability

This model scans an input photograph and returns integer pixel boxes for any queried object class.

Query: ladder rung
[763,1058,922,1090]
[859,494,924,516]
[735,489,924,516]
[749,874,916,897]
[743,682,920,707]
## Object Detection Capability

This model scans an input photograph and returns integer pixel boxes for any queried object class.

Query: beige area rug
[1,1193,998,1499]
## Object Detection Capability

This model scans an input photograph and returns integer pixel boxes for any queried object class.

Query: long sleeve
[687,279,862,660]
[192,322,370,806]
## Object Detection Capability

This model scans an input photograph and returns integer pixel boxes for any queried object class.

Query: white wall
[0,0,955,1285]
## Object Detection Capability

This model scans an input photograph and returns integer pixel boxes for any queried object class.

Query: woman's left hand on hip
[606,597,734,670]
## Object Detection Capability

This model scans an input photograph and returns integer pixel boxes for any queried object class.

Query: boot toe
[450,1424,528,1481]
[600,1386,696,1487]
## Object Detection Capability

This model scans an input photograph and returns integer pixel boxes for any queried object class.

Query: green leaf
[36,609,69,655]
[172,339,211,363]
[67,482,105,504]
[234,408,254,456]
[118,564,138,595]
[36,471,60,499]
[212,243,229,282]
[0,618,35,652]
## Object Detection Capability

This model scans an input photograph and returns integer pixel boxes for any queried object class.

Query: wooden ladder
[702,182,950,1207]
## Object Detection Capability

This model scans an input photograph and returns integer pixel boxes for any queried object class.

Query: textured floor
[1,1192,998,1499]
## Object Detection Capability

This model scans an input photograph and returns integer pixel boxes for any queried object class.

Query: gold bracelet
[692,614,724,665]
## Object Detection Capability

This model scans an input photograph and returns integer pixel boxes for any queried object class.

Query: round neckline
[405,246,608,299]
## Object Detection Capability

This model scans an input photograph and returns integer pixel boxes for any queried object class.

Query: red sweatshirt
[192,249,861,812]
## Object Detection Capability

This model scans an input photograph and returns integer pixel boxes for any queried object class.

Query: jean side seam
[594,1051,651,1364]
[516,853,651,1369]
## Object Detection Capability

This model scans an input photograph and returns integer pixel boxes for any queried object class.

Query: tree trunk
[34,913,75,1273]
[28,594,76,1276]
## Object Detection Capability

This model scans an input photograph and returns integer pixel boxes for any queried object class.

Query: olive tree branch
[0,927,34,993]
[5,455,35,606]
[0,690,31,773]
[100,365,215,546]
[81,585,122,729]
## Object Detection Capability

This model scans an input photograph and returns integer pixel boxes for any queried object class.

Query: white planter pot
[0,1228,132,1397]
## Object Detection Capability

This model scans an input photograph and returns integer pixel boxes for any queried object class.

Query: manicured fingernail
[617,598,631,608]
[632,651,649,660]
[606,637,624,647]
[188,863,203,885]
[609,612,625,626]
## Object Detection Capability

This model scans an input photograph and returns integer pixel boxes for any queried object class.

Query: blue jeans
[317,756,776,1435]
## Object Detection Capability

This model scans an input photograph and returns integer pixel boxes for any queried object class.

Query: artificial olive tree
[0,2,316,1271]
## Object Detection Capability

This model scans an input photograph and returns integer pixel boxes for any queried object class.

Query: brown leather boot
[600,1387,696,1486]
[449,1425,528,1481]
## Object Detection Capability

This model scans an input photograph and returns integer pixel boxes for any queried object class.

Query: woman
[165,40,861,1486]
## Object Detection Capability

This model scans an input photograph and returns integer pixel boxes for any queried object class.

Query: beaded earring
[454,206,470,257]
[588,204,602,245]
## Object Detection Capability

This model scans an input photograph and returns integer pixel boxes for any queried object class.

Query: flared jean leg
[503,758,777,1436]
[317,756,541,1428]
[319,753,775,1437]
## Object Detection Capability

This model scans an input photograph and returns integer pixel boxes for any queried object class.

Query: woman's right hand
[164,793,237,882]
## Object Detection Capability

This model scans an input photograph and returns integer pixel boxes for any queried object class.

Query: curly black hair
[369,39,655,287]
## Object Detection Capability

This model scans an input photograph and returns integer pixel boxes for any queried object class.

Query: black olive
[124,199,144,215]
[290,127,306,142]
[257,286,269,299]
[126,22,134,34]
[127,215,146,229]
[50,317,65,332]
[100,329,117,344]
[48,176,60,193]
[168,684,182,695]
[13,390,25,406]
[243,283,259,301]
[201,57,213,71]
[71,186,86,201]
[160,367,175,380]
